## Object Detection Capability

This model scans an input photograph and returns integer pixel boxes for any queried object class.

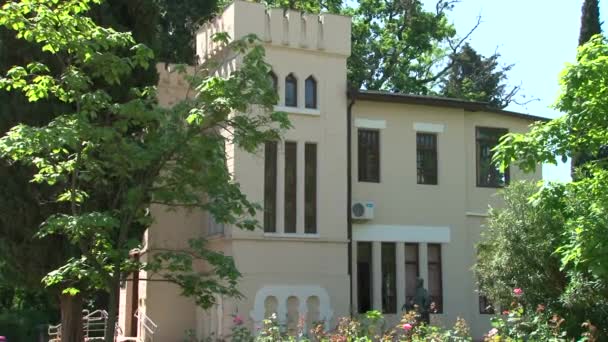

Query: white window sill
[274,105,321,116]
[263,232,320,239]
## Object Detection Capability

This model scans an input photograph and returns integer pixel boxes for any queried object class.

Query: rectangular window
[479,295,495,314]
[264,142,277,232]
[476,127,509,187]
[404,243,420,309]
[358,129,380,183]
[381,242,397,314]
[208,213,224,236]
[284,142,297,233]
[428,244,443,313]
[305,143,317,234]
[416,133,438,185]
[357,242,373,313]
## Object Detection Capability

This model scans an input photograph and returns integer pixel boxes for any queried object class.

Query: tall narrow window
[476,127,509,187]
[264,142,277,232]
[284,141,297,233]
[382,242,397,314]
[416,133,438,185]
[428,244,443,313]
[357,242,373,313]
[404,243,420,309]
[479,295,495,314]
[285,73,297,107]
[305,143,317,234]
[305,76,317,109]
[358,129,380,183]
[269,71,278,93]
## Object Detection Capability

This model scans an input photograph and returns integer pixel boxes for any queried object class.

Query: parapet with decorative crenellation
[196,1,351,64]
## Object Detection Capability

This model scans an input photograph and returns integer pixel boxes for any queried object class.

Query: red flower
[513,288,523,296]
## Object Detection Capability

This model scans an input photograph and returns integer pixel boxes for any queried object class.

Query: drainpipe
[346,87,357,315]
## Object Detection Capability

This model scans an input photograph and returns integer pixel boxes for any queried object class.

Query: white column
[351,242,358,313]
[298,296,308,331]
[296,141,305,234]
[276,142,285,233]
[396,243,406,314]
[372,241,382,311]
[419,243,429,289]
[277,295,288,327]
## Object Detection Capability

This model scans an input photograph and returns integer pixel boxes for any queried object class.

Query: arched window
[305,76,317,109]
[285,73,297,107]
[269,71,278,92]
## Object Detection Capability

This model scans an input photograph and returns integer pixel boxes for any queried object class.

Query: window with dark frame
[285,73,297,107]
[358,129,380,183]
[479,295,495,314]
[427,243,443,313]
[357,242,373,313]
[305,76,317,109]
[381,242,397,314]
[305,143,317,234]
[416,133,438,185]
[476,127,509,188]
[263,142,277,233]
[405,243,420,309]
[269,71,278,93]
[284,141,297,233]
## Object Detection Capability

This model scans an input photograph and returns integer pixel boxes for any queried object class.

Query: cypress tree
[579,0,602,46]
[573,0,603,177]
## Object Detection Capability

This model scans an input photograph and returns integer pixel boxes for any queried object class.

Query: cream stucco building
[117,2,544,340]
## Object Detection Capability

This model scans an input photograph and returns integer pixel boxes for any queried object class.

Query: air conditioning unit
[351,201,375,220]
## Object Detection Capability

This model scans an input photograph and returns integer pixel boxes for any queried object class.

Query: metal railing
[48,309,108,341]
[134,309,158,341]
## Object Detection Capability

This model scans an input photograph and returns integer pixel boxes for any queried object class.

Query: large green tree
[440,43,519,108]
[346,0,478,93]
[494,35,608,337]
[0,1,288,341]
[474,181,608,336]
[0,0,224,335]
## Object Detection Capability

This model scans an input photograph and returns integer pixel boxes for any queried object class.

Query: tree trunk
[104,277,120,342]
[59,292,84,342]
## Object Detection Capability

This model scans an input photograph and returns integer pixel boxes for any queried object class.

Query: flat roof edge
[352,90,549,122]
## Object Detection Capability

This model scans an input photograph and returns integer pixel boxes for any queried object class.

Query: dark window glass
[285,73,297,107]
[264,142,277,232]
[305,143,317,234]
[405,243,420,309]
[358,129,380,183]
[305,76,317,109]
[269,71,278,92]
[479,295,495,314]
[382,242,397,314]
[417,133,438,185]
[284,142,297,233]
[476,127,509,187]
[357,242,373,313]
[428,244,443,313]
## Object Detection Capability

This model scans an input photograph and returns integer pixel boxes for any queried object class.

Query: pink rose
[513,288,523,296]
[233,315,243,325]
[403,323,413,331]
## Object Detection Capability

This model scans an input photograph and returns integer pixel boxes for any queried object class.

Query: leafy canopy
[0,0,288,339]
[493,35,608,336]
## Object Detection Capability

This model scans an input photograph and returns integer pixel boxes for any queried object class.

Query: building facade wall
[350,100,542,337]
[119,2,543,340]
